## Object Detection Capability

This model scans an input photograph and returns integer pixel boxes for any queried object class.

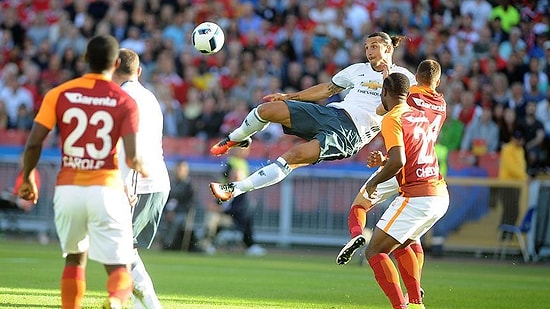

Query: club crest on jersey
[361,81,382,89]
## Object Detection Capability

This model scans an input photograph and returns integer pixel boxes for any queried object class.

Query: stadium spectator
[202,147,266,256]
[518,101,546,174]
[524,57,548,95]
[0,7,26,48]
[460,104,500,155]
[161,160,198,251]
[54,23,87,58]
[507,81,528,118]
[0,67,34,129]
[460,0,493,31]
[536,87,550,142]
[439,104,465,152]
[495,105,519,149]
[497,129,528,237]
[456,90,481,126]
[191,94,224,139]
[491,73,511,106]
[0,99,8,130]
[156,82,187,138]
[490,0,521,34]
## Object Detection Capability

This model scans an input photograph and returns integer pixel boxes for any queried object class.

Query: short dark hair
[416,59,441,85]
[383,72,410,98]
[116,48,140,76]
[85,35,119,72]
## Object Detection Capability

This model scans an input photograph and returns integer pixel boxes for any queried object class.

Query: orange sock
[368,253,406,309]
[348,205,367,237]
[106,267,133,305]
[394,246,422,304]
[61,266,86,309]
[409,243,424,279]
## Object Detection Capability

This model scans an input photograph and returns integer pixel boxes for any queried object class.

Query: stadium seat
[0,129,29,146]
[494,207,535,263]
[448,150,476,171]
[163,137,206,158]
[247,139,268,159]
[478,152,500,178]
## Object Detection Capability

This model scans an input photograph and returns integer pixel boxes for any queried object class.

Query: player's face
[381,87,390,111]
[364,37,391,66]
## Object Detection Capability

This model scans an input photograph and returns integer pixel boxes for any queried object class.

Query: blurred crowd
[0,0,550,174]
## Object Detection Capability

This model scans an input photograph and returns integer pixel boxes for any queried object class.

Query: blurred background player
[202,147,266,256]
[362,72,448,309]
[161,160,198,252]
[209,32,416,204]
[18,34,146,309]
[113,48,171,309]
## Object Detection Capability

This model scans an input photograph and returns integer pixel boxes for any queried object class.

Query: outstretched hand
[263,93,287,102]
[18,179,38,204]
[367,151,385,168]
[380,60,391,80]
[365,181,378,200]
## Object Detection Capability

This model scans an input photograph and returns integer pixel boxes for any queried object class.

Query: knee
[257,101,285,121]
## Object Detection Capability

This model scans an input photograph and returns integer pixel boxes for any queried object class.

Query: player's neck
[372,62,392,72]
[418,83,437,91]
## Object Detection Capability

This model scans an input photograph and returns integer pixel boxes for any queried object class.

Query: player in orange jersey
[18,35,147,309]
[337,60,446,272]
[361,73,449,309]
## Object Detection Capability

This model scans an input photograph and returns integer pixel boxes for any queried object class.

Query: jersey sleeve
[34,89,59,130]
[332,64,359,89]
[381,112,404,151]
[119,95,139,137]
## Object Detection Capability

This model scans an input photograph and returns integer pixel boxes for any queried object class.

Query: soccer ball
[191,22,225,55]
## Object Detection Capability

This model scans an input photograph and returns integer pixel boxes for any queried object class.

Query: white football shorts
[376,194,449,244]
[54,185,134,265]
[359,167,400,205]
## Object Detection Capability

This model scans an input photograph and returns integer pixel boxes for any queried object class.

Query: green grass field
[0,239,549,308]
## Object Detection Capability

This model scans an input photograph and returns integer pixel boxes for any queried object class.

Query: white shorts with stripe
[360,167,399,205]
[376,194,449,244]
[54,185,134,265]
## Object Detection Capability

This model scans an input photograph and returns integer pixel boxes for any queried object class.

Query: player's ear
[114,57,121,69]
[137,66,142,77]
[436,79,441,87]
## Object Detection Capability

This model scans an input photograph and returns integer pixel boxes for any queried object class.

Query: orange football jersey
[34,73,139,188]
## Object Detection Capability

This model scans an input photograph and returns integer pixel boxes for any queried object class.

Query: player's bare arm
[263,82,345,103]
[364,146,405,198]
[19,122,50,203]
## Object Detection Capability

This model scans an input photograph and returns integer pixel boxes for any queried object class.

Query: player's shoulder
[338,62,370,74]
[392,65,416,82]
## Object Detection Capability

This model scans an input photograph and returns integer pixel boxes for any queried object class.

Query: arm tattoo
[327,83,345,96]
